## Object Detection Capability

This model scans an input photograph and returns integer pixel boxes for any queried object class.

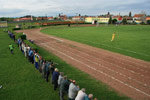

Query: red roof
[13,17,32,21]
[146,17,150,20]
[123,16,132,20]
[113,15,122,20]
[133,14,145,18]
[37,17,47,20]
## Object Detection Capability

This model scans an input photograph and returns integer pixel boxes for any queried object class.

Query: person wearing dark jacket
[45,61,52,82]
[52,68,59,90]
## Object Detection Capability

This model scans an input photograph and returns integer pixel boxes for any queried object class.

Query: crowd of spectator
[7,30,98,100]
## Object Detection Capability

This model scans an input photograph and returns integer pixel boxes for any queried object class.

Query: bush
[112,19,117,24]
[24,40,38,52]
[147,20,150,25]
[140,22,146,25]
[15,32,23,39]
[27,26,36,29]
[12,28,21,30]
[20,34,26,40]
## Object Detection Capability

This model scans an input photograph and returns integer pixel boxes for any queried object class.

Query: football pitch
[41,25,150,61]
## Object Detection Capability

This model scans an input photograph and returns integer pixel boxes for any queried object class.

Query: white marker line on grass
[79,38,150,57]
[41,43,150,98]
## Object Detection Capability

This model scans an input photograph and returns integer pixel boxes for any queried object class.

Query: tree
[59,13,61,17]
[129,11,132,17]
[108,12,110,15]
[112,19,117,24]
[79,14,81,16]
[122,18,127,24]
[0,17,6,21]
[108,16,112,24]
[147,20,150,25]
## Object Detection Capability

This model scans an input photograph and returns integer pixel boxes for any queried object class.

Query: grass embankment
[41,25,150,61]
[0,29,59,100]
[0,28,130,100]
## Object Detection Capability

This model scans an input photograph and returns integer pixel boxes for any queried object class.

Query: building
[47,17,54,20]
[85,16,110,24]
[59,15,67,20]
[123,16,133,24]
[36,17,47,20]
[72,16,85,21]
[0,21,8,27]
[133,14,146,24]
[112,15,123,23]
[14,17,33,21]
[146,16,150,21]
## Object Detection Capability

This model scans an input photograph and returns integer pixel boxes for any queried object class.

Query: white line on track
[48,36,64,42]
[48,42,150,88]
[51,36,150,68]
[48,41,150,79]
[41,43,150,98]
[76,39,150,67]
[36,36,150,79]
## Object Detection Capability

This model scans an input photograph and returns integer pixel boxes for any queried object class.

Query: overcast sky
[0,0,150,17]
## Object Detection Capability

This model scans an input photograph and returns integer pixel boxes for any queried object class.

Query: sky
[0,0,150,17]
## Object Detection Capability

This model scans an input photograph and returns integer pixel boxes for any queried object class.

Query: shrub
[15,32,23,39]
[147,20,150,25]
[24,40,38,52]
[12,28,21,30]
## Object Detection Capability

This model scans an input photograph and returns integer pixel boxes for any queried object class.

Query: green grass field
[41,25,150,61]
[0,29,59,100]
[0,28,130,100]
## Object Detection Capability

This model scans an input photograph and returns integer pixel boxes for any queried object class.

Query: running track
[17,28,150,100]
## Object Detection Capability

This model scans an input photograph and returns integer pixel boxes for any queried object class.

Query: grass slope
[41,25,150,61]
[0,29,59,100]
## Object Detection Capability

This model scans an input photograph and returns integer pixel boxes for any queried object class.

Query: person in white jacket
[68,80,80,100]
[75,88,87,100]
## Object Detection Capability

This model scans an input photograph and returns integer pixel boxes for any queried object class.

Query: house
[0,21,8,27]
[59,15,67,20]
[112,15,123,23]
[123,16,133,24]
[146,16,150,21]
[72,16,85,21]
[47,17,54,20]
[85,16,110,24]
[14,17,33,21]
[133,14,146,24]
[36,17,47,20]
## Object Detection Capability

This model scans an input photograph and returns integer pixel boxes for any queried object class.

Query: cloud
[0,0,149,17]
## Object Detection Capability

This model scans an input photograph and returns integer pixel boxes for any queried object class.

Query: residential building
[146,16,150,21]
[112,15,123,23]
[123,16,133,24]
[133,14,146,24]
[72,16,85,21]
[14,16,33,21]
[47,17,54,20]
[85,16,110,24]
[36,17,47,20]
[0,21,7,27]
[59,15,67,20]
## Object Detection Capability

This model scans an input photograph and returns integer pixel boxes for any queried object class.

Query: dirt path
[17,27,150,100]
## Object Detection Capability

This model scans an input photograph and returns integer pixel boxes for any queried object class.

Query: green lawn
[0,28,130,100]
[0,29,59,100]
[41,25,150,61]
